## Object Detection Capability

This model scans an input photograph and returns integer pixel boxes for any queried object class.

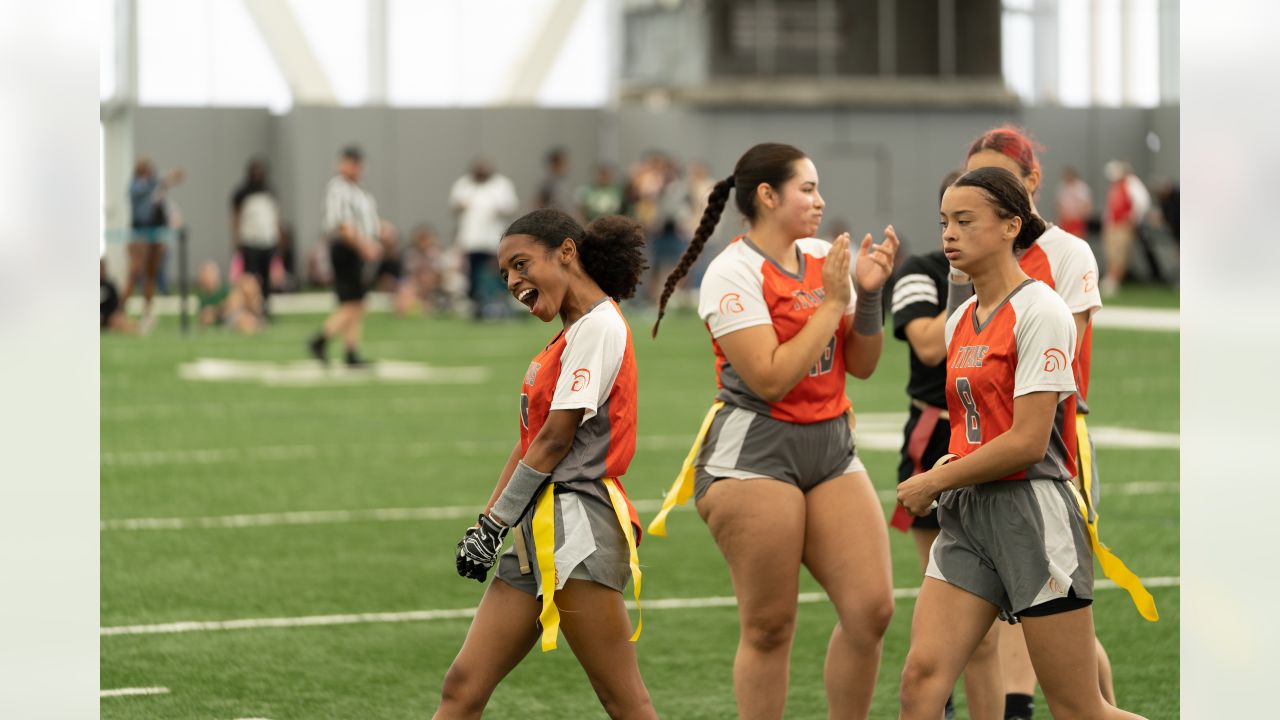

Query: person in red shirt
[896,167,1146,720]
[436,209,655,720]
[648,143,899,719]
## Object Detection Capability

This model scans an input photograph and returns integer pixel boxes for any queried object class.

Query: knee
[898,652,944,710]
[740,609,796,653]
[838,594,895,643]
[595,689,655,720]
[438,663,487,714]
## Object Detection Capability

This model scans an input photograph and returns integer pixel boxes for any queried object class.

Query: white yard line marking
[100,577,1180,637]
[100,686,170,698]
[1092,306,1179,332]
[101,483,1178,532]
[177,358,488,387]
[101,420,1179,467]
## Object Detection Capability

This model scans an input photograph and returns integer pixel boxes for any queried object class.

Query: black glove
[455,513,508,582]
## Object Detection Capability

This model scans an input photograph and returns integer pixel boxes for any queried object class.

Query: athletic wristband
[852,287,883,335]
[946,278,974,316]
[490,461,551,526]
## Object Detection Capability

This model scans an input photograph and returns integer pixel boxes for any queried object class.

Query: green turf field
[101,299,1179,719]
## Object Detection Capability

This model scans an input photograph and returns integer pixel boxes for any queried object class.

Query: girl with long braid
[647,143,899,719]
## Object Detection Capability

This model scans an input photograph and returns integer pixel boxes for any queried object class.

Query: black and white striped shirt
[324,175,379,242]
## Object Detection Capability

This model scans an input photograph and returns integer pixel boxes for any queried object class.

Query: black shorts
[896,403,953,530]
[330,240,367,302]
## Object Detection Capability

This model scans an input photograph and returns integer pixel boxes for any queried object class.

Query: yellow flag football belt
[1073,414,1160,622]
[647,401,725,537]
[531,480,644,652]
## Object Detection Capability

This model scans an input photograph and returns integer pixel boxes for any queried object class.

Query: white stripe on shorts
[706,407,754,471]
[1029,479,1080,606]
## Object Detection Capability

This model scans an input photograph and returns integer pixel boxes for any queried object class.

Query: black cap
[340,145,363,162]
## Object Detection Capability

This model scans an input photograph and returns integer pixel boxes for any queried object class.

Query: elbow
[848,364,874,381]
[758,385,788,404]
[1015,434,1052,468]
[918,347,947,368]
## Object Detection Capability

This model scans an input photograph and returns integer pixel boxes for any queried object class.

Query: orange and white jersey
[521,299,639,487]
[698,236,858,424]
[1018,225,1102,400]
[944,280,1078,482]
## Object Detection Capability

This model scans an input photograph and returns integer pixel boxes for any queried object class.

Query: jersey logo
[1042,348,1068,372]
[791,288,824,311]
[951,345,990,369]
[524,361,542,386]
[1082,271,1097,293]
[570,368,591,392]
[719,293,744,315]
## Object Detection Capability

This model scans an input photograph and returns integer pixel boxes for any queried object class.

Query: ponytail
[652,175,734,337]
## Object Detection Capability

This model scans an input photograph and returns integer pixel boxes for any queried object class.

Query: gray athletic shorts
[495,483,632,597]
[693,405,867,501]
[925,479,1094,620]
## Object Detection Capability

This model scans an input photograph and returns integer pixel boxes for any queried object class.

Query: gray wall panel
[127,104,1178,289]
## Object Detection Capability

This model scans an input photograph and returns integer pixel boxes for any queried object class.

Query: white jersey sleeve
[1042,227,1103,317]
[943,295,977,348]
[698,251,773,338]
[1013,286,1078,401]
[551,304,626,424]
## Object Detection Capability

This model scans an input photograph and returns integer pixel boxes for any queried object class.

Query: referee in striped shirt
[308,146,381,367]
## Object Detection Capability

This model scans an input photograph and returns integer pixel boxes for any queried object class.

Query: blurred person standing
[230,157,283,319]
[450,159,518,320]
[577,163,624,222]
[1100,161,1152,296]
[308,146,381,366]
[123,158,184,333]
[1054,166,1093,240]
[534,146,573,213]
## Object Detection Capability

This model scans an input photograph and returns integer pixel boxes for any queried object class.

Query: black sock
[1005,692,1034,719]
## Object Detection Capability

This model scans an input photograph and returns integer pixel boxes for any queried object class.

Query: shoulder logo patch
[719,292,744,315]
[1042,348,1068,372]
[570,368,591,392]
[1082,271,1097,293]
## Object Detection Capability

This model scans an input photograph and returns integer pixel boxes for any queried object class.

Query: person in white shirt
[450,159,518,319]
[230,157,282,317]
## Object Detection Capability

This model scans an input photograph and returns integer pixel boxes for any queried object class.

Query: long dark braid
[651,175,734,337]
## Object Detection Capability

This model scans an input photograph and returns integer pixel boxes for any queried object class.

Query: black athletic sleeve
[889,255,944,342]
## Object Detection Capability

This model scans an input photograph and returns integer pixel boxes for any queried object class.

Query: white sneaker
[138,312,157,336]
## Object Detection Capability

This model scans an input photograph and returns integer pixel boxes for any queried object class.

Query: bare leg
[557,580,656,720]
[910,527,1002,720]
[322,303,353,338]
[342,301,366,351]
[143,243,166,315]
[1096,636,1116,705]
[119,242,147,311]
[697,478,806,720]
[1020,608,1145,720]
[999,621,1038,697]
[433,580,540,720]
[963,622,1004,720]
[801,473,893,720]
[899,578,1001,720]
